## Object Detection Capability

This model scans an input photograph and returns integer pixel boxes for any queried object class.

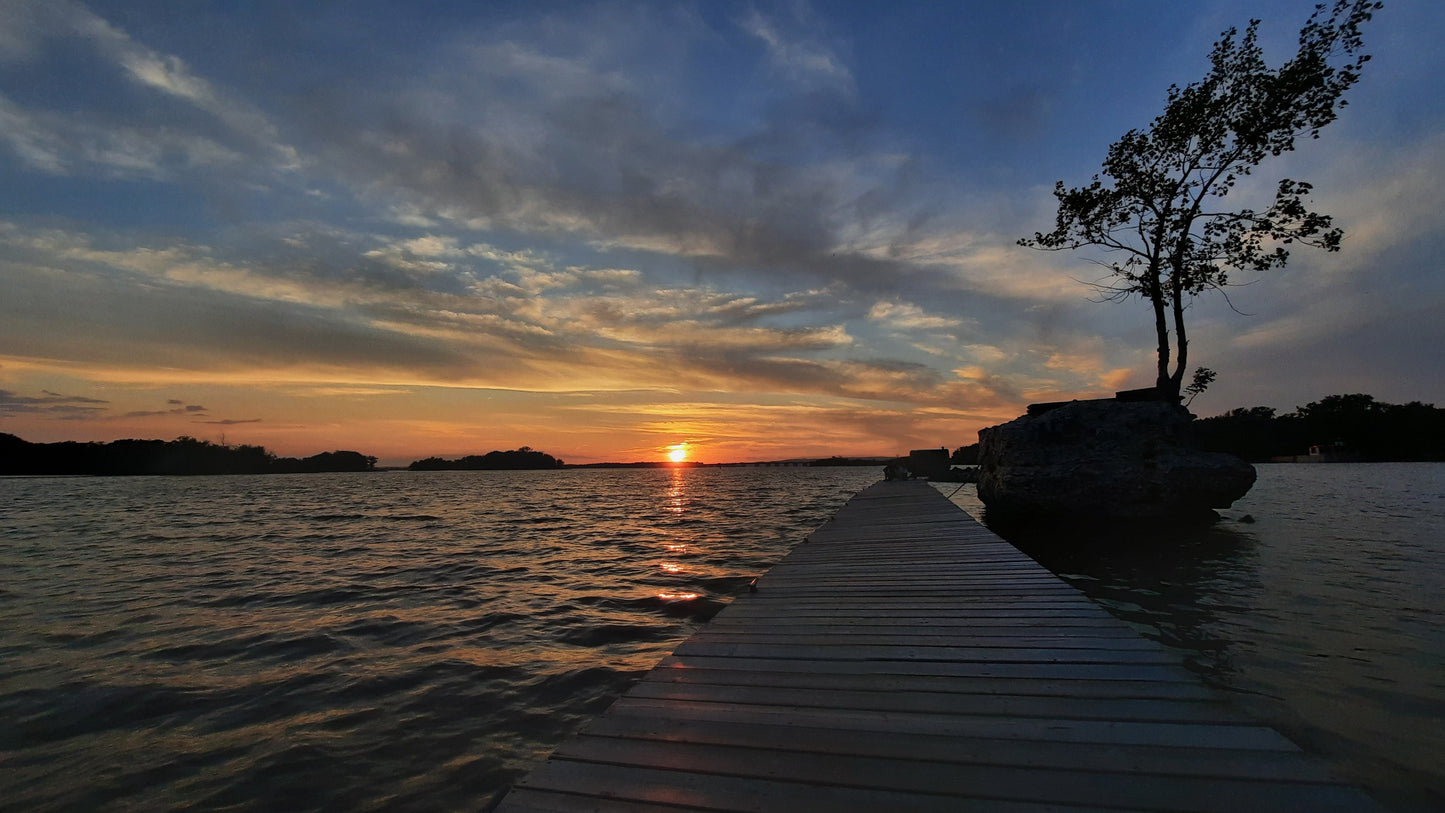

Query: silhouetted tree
[951,444,980,465]
[1182,367,1217,407]
[1021,1,1380,399]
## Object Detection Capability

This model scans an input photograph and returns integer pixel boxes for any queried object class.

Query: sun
[667,445,688,463]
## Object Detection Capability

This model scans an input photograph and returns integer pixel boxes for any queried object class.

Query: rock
[977,399,1255,523]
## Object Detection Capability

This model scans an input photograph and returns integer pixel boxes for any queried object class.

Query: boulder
[977,399,1255,523]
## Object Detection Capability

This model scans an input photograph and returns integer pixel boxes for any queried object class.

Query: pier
[496,480,1375,811]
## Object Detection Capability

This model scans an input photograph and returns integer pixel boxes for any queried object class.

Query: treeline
[409,446,564,471]
[0,434,376,476]
[1192,394,1445,462]
[947,393,1444,465]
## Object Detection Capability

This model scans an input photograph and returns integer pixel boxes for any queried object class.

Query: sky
[1,0,1442,465]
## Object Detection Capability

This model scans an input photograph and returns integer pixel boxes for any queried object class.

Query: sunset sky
[2,0,1442,465]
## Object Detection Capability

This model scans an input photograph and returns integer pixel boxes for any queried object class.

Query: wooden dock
[497,480,1376,811]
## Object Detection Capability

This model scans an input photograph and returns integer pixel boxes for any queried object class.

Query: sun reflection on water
[663,467,687,515]
[656,468,698,597]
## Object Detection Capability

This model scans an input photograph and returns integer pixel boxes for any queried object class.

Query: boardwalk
[497,480,1375,811]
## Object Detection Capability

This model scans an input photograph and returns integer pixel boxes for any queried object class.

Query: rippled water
[1,467,875,811]
[943,462,1445,813]
[4,464,1441,811]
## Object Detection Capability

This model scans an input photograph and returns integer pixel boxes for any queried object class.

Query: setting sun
[667,445,688,463]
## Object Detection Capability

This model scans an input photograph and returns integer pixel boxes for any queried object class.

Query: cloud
[740,5,855,96]
[0,387,108,418]
[0,219,922,401]
[269,1,942,309]
[117,400,209,419]
[867,301,962,331]
[0,92,244,178]
[0,0,297,178]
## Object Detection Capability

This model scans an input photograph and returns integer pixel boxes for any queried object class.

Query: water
[2,464,1441,811]
[942,462,1445,813]
[1,467,875,811]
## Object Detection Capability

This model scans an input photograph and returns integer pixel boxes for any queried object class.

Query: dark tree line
[0,434,376,476]
[951,445,980,465]
[409,446,564,471]
[951,393,1442,465]
[1192,394,1445,462]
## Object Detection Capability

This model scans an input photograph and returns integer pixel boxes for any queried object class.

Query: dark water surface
[2,467,875,811]
[944,462,1445,812]
[3,464,1441,811]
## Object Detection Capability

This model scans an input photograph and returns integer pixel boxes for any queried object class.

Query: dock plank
[496,480,1377,811]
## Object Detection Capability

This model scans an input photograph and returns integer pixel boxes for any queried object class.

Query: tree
[1182,366,1216,407]
[1020,1,1380,399]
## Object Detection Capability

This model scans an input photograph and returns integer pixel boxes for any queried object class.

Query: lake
[2,464,1441,811]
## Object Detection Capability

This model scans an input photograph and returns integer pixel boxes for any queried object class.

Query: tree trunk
[1165,272,1188,401]
[1148,263,1172,394]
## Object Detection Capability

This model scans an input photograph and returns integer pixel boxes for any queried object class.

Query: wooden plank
[640,665,1215,699]
[671,640,1181,664]
[604,696,1299,750]
[720,597,1110,608]
[578,714,1339,783]
[513,760,1118,812]
[655,654,1204,683]
[542,736,1375,813]
[496,480,1377,811]
[700,619,1139,633]
[685,631,1164,650]
[621,681,1251,724]
[711,605,1121,620]
[492,788,699,812]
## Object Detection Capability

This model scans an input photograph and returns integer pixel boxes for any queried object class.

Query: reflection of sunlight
[659,562,683,573]
[664,542,688,553]
[665,467,686,514]
[656,592,700,601]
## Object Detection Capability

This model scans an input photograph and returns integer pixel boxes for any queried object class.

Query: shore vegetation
[0,434,376,476]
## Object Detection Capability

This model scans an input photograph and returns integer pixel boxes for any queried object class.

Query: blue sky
[1,0,1441,463]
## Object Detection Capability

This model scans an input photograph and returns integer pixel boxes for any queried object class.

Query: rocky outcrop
[977,399,1255,523]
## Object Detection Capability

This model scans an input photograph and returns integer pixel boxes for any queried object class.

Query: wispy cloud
[740,5,855,96]
[0,0,297,176]
[0,388,108,418]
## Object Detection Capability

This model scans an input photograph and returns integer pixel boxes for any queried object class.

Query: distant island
[408,449,893,470]
[0,434,376,476]
[410,447,565,470]
[564,456,891,469]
